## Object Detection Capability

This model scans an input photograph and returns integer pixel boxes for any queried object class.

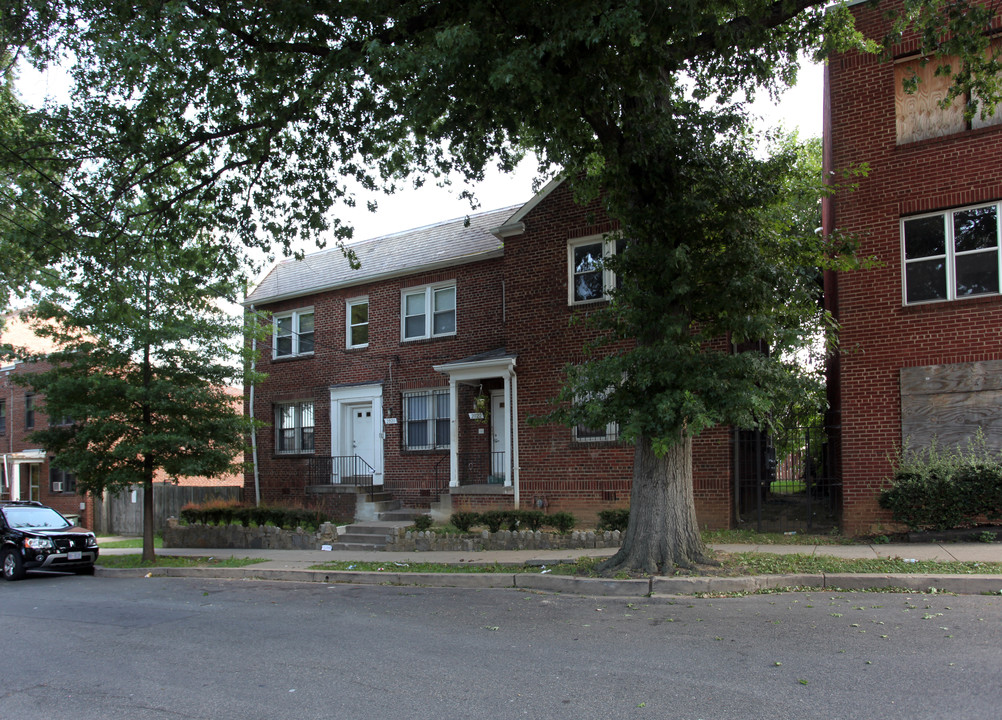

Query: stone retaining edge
[94,567,1002,596]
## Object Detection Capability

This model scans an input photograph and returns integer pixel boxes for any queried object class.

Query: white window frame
[568,234,622,305]
[346,296,369,349]
[400,282,456,341]
[902,201,1002,305]
[272,307,314,358]
[275,400,315,454]
[402,389,451,450]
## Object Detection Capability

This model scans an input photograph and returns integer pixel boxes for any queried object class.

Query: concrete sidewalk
[94,541,1002,597]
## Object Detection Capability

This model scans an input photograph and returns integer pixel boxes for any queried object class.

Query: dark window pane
[404,314,425,338]
[905,259,948,302]
[955,250,1000,296]
[407,421,429,447]
[433,309,455,334]
[574,271,603,301]
[276,336,292,356]
[298,333,314,353]
[904,215,946,259]
[954,206,998,253]
[576,424,608,439]
[436,418,450,446]
[350,302,368,325]
[351,324,368,346]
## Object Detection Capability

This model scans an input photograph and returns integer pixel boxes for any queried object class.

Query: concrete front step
[379,508,426,521]
[338,519,414,549]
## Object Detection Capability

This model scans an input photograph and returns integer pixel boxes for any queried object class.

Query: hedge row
[179,503,338,531]
[879,438,1002,531]
[450,509,576,534]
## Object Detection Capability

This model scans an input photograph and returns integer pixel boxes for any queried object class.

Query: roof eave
[242,246,505,307]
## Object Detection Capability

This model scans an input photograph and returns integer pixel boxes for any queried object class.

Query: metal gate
[735,425,841,533]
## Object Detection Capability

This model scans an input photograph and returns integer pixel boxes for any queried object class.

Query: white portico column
[449,376,459,487]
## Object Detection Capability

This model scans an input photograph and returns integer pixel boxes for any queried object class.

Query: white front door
[490,391,507,479]
[348,403,375,474]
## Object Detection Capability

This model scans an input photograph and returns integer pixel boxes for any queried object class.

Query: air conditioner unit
[52,482,63,493]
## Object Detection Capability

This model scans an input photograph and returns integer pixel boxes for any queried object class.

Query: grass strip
[97,536,164,549]
[725,552,1002,576]
[96,554,268,569]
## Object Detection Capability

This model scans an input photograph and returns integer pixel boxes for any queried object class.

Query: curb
[95,567,1002,597]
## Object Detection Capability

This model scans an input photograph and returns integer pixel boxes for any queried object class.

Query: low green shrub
[546,511,576,533]
[879,436,1002,531]
[412,514,434,531]
[597,508,630,533]
[450,512,480,532]
[480,509,508,533]
[179,502,337,532]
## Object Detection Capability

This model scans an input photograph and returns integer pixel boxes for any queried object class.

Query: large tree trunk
[597,432,710,576]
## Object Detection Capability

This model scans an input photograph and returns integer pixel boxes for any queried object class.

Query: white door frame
[329,384,384,485]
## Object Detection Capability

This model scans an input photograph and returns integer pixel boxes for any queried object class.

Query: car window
[1,507,71,530]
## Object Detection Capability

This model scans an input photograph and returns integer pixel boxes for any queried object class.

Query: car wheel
[75,564,95,576]
[2,548,25,581]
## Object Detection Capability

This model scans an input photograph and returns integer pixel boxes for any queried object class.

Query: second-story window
[273,308,314,358]
[346,297,369,348]
[0,399,5,435]
[25,394,34,429]
[401,283,456,341]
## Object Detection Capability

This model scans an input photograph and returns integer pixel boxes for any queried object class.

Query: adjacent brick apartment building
[1,312,242,532]
[825,1,1002,533]
[244,179,734,528]
[1,313,93,526]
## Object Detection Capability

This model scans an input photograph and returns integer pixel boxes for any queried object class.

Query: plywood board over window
[895,57,966,144]
[900,360,1002,452]
[895,43,1002,144]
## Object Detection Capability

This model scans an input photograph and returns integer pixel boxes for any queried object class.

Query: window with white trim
[903,201,1002,304]
[273,308,314,357]
[568,235,626,305]
[346,297,369,348]
[275,401,315,454]
[403,390,450,450]
[401,283,456,340]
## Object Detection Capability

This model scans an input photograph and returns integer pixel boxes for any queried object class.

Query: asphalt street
[1,574,1000,720]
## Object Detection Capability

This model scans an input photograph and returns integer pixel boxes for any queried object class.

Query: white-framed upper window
[902,201,1002,305]
[568,235,626,305]
[402,389,450,450]
[273,308,314,358]
[401,282,456,340]
[346,297,369,348]
[276,401,315,454]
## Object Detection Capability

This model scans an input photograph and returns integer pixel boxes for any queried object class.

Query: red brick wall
[830,3,1002,533]
[504,183,734,529]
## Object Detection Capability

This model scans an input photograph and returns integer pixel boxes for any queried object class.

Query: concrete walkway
[94,540,1002,597]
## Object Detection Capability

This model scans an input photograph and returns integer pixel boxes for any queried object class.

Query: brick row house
[825,1,1002,533]
[245,180,734,528]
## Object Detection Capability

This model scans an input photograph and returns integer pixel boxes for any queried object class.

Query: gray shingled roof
[244,205,520,306]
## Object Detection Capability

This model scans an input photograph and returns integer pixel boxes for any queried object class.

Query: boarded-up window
[895,56,966,144]
[896,45,1002,144]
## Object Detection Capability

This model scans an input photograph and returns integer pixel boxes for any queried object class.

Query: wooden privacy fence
[92,484,242,536]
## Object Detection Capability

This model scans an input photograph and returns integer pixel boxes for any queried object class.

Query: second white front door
[348,403,375,472]
[490,390,507,479]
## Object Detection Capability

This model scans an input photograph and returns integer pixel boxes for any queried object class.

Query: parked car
[0,501,99,581]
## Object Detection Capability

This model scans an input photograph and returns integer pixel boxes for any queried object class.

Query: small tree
[12,211,260,563]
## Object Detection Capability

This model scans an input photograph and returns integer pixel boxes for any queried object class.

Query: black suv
[1,501,99,580]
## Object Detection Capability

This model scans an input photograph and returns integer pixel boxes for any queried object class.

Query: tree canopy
[2,0,1000,571]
